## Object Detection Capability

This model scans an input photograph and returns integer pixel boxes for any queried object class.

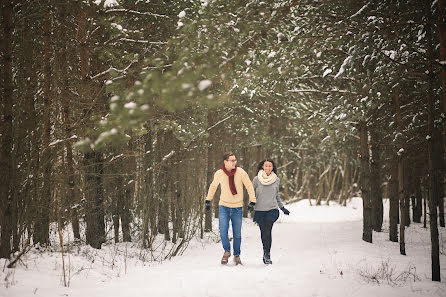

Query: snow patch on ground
[1,198,445,297]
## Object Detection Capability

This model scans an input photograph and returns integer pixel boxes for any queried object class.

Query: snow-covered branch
[91,60,138,80]
[288,89,360,96]
[105,9,170,19]
[118,38,167,45]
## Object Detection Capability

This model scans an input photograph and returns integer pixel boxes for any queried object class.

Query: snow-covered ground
[1,198,445,297]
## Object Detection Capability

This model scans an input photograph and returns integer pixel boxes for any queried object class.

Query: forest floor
[1,198,445,297]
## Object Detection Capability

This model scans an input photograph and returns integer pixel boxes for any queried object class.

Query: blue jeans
[219,206,242,256]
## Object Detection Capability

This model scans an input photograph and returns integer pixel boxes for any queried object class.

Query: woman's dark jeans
[259,221,274,253]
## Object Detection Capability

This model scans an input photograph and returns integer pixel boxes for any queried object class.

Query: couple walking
[205,151,290,265]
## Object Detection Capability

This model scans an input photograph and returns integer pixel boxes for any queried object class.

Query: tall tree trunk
[142,128,153,248]
[35,7,53,246]
[403,165,411,227]
[433,124,445,228]
[413,177,423,223]
[389,160,399,242]
[156,130,171,241]
[426,10,441,281]
[205,110,216,231]
[77,6,105,249]
[359,121,372,243]
[0,0,14,259]
[242,146,250,218]
[394,88,406,255]
[122,138,134,243]
[59,16,80,239]
[84,151,106,249]
[438,0,446,228]
[370,126,383,231]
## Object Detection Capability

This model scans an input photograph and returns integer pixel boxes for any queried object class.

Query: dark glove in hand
[280,207,290,215]
[248,202,256,212]
[205,200,211,211]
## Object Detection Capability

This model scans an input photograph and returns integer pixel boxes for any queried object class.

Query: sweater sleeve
[242,170,256,203]
[252,176,258,191]
[205,171,220,201]
[275,178,284,208]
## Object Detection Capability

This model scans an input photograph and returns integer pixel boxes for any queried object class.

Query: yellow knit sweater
[205,167,256,207]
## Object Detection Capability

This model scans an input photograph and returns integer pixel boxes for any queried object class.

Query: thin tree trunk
[437,0,446,228]
[394,88,406,255]
[205,110,216,231]
[326,166,339,204]
[360,121,372,243]
[35,7,53,246]
[389,160,399,242]
[60,22,80,239]
[413,178,423,223]
[403,166,411,227]
[0,0,14,259]
[283,157,289,201]
[77,6,105,249]
[122,139,134,243]
[370,126,383,231]
[426,10,441,281]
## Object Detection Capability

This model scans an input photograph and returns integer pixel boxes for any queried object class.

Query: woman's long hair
[256,159,277,174]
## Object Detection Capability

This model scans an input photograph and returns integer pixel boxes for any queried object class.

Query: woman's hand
[280,207,290,215]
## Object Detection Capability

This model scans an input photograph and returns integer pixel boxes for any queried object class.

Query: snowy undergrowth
[1,197,445,297]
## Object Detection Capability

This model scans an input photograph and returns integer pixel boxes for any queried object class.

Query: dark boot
[263,250,272,264]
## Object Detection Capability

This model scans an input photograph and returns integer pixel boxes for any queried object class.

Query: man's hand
[205,200,211,211]
[248,202,256,212]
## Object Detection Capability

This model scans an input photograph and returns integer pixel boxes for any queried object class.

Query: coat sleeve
[242,170,256,203]
[205,171,220,201]
[275,178,284,208]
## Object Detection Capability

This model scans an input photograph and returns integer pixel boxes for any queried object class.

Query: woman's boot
[263,250,272,264]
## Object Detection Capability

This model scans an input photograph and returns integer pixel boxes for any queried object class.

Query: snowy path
[2,199,446,297]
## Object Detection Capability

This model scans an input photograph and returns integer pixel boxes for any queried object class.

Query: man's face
[224,155,237,170]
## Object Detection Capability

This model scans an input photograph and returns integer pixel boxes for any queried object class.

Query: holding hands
[247,202,256,212]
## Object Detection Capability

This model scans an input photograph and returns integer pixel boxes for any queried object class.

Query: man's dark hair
[257,159,277,174]
[223,151,235,161]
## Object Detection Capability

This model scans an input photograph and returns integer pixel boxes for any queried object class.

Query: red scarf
[222,165,237,195]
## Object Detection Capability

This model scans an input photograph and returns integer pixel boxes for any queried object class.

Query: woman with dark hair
[252,159,290,264]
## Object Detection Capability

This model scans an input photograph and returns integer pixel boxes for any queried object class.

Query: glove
[205,200,211,211]
[280,207,290,215]
[247,202,256,212]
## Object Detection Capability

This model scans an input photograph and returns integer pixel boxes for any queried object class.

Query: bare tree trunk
[205,110,216,231]
[35,8,53,246]
[282,157,289,201]
[122,139,134,243]
[394,88,406,255]
[360,121,372,243]
[326,165,339,204]
[437,0,446,228]
[370,126,383,232]
[156,130,171,241]
[84,151,106,249]
[403,165,411,228]
[0,0,14,259]
[242,146,250,218]
[59,17,80,239]
[77,6,105,249]
[142,128,153,248]
[413,177,423,223]
[426,10,441,281]
[389,160,399,242]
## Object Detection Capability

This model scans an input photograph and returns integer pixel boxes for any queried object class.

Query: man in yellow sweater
[205,151,256,265]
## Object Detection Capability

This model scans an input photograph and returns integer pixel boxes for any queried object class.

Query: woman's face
[262,161,273,175]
